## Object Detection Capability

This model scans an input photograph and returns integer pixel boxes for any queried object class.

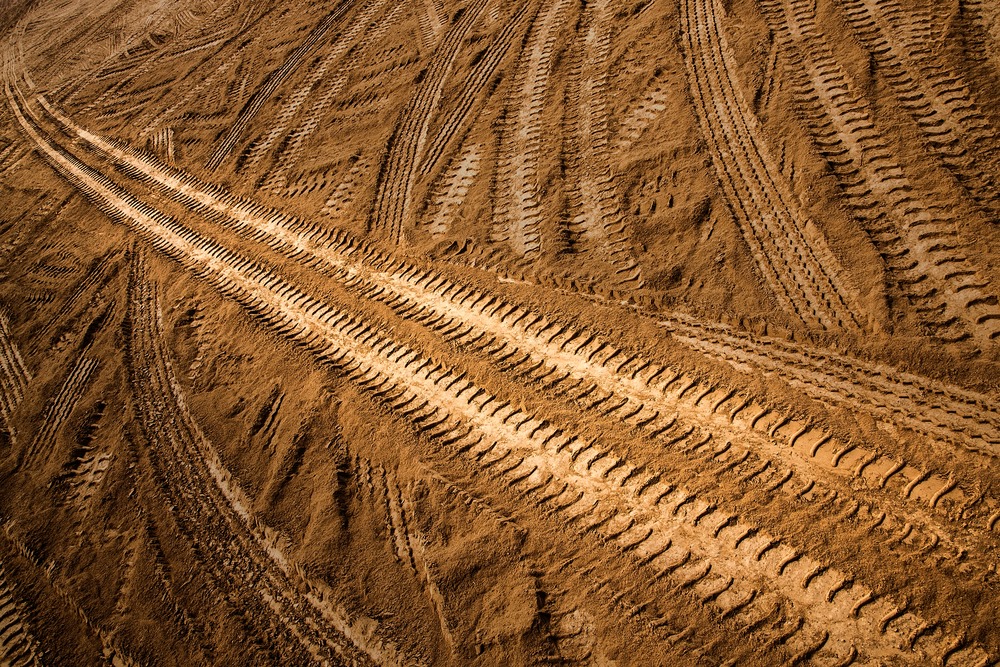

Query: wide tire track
[491,0,568,259]
[50,85,1000,564]
[759,0,1000,346]
[836,0,1000,221]
[680,0,863,333]
[39,83,1000,606]
[13,77,999,665]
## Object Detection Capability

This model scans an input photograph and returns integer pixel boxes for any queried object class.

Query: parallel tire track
[12,75,993,667]
[836,0,1000,221]
[491,0,568,259]
[417,3,533,178]
[17,80,1000,665]
[204,0,357,171]
[241,0,390,181]
[22,355,98,468]
[40,90,1000,587]
[260,3,404,192]
[679,0,863,333]
[660,312,1000,459]
[758,0,1000,346]
[369,0,489,242]
[125,257,402,666]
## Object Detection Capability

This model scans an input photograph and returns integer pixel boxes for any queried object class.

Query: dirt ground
[0,0,999,664]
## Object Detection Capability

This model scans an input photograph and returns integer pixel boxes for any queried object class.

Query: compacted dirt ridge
[0,0,999,664]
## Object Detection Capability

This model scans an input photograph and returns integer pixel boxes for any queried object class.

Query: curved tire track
[679,0,863,333]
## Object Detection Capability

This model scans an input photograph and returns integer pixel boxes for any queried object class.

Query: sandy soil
[0,0,999,664]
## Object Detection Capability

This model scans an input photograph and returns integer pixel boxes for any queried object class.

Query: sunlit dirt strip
[491,0,568,259]
[7,80,404,667]
[204,0,358,172]
[0,565,42,667]
[837,0,1000,221]
[12,77,992,667]
[660,313,1000,458]
[368,0,489,242]
[679,0,863,333]
[44,94,1000,571]
[125,260,405,667]
[759,0,1000,347]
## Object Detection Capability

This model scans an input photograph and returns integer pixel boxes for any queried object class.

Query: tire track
[14,79,996,666]
[758,0,1000,346]
[78,0,240,110]
[417,0,444,50]
[612,71,670,153]
[417,3,533,179]
[836,0,1000,221]
[22,354,99,468]
[9,74,407,666]
[62,424,112,519]
[204,0,358,172]
[260,2,404,193]
[422,141,481,238]
[0,309,30,426]
[0,519,141,667]
[0,565,42,667]
[40,91,1000,588]
[40,249,120,342]
[660,311,1000,459]
[369,0,489,242]
[491,0,568,259]
[564,0,642,286]
[679,0,864,333]
[124,257,403,667]
[240,0,390,178]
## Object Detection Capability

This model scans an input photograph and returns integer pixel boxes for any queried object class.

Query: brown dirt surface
[1,0,999,664]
